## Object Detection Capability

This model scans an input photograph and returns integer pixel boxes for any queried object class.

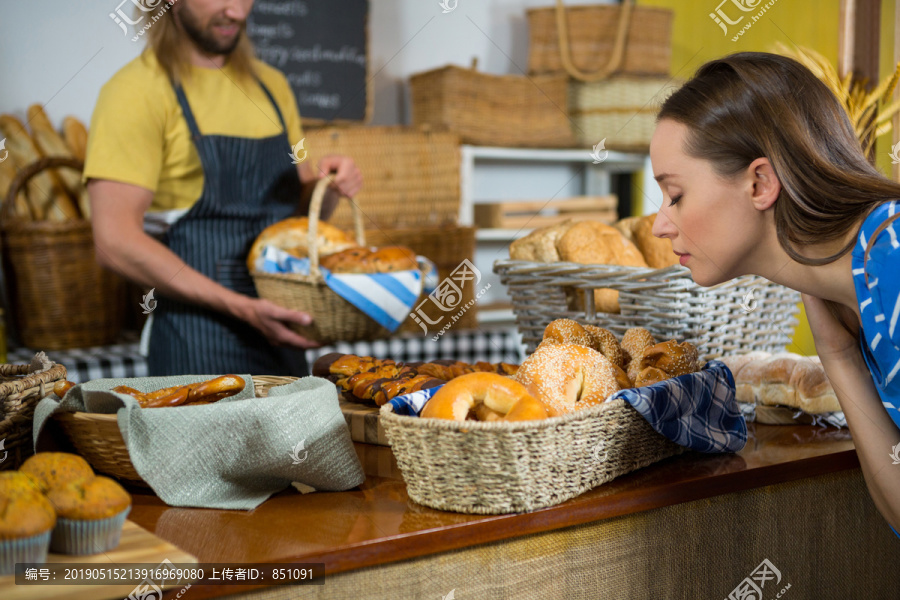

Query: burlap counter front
[219,469,899,600]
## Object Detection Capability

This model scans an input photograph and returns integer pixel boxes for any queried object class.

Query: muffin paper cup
[50,507,131,555]
[0,530,52,576]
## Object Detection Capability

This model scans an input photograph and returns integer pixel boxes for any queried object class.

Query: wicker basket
[252,178,390,345]
[527,0,673,79]
[493,261,801,361]
[0,357,67,470]
[365,226,478,332]
[381,398,684,514]
[409,61,575,148]
[569,76,681,151]
[304,126,461,231]
[53,375,298,484]
[1,157,125,349]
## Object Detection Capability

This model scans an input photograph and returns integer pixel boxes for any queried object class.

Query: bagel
[420,373,549,422]
[641,340,700,377]
[584,325,625,367]
[542,318,593,347]
[621,327,657,382]
[634,366,668,387]
[514,343,621,416]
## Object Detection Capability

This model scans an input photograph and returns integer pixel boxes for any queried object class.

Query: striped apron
[147,79,308,376]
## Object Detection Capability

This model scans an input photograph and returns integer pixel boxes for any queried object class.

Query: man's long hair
[141,0,256,82]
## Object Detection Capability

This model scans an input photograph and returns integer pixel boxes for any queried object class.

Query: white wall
[0,0,609,127]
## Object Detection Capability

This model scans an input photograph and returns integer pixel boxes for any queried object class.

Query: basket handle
[307,176,365,279]
[2,156,85,222]
[554,0,633,82]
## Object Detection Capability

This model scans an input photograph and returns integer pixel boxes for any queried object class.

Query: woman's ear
[747,157,780,211]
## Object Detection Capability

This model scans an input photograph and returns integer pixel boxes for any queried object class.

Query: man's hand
[800,293,860,362]
[315,154,363,198]
[236,297,322,349]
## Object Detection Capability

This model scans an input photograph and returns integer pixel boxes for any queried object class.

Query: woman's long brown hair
[141,0,256,83]
[658,52,900,337]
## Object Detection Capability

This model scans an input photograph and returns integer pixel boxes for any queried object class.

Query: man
[86,0,362,376]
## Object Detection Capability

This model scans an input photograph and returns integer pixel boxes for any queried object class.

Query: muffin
[0,491,56,575]
[46,476,131,555]
[0,471,46,497]
[20,452,94,493]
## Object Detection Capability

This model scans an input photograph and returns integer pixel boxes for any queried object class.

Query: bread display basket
[493,260,801,362]
[0,354,67,470]
[251,178,390,344]
[53,375,297,485]
[380,398,684,514]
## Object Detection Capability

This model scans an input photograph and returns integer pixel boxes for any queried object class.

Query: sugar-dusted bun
[420,373,549,422]
[621,327,657,382]
[246,217,359,273]
[515,343,620,416]
[634,366,668,387]
[583,325,625,367]
[509,220,575,262]
[542,318,593,347]
[640,340,700,377]
[633,213,679,269]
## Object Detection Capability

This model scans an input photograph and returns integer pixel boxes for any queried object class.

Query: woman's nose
[652,208,675,239]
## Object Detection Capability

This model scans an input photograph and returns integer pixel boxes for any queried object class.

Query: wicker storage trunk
[526,2,673,78]
[409,64,575,148]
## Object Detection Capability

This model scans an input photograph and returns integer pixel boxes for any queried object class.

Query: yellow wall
[637,0,897,355]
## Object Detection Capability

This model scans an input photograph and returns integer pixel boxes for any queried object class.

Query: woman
[650,52,900,532]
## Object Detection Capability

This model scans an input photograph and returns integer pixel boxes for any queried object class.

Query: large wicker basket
[409,61,575,148]
[527,0,673,79]
[366,226,478,332]
[53,375,297,484]
[1,157,125,349]
[0,356,67,470]
[251,178,390,344]
[569,76,681,151]
[493,260,802,361]
[304,125,461,231]
[381,398,684,514]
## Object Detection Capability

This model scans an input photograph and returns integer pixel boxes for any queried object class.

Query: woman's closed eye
[668,194,683,207]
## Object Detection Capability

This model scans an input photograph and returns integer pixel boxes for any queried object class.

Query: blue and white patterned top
[852,200,900,431]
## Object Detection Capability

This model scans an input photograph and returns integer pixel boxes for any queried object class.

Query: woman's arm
[88,179,320,348]
[803,294,900,529]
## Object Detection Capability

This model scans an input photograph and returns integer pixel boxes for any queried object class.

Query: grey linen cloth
[32,375,365,510]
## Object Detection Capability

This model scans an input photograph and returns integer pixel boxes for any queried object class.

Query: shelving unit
[459,145,649,326]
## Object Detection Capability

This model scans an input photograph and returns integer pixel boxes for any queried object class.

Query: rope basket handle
[555,0,633,82]
[306,176,365,279]
[2,156,85,223]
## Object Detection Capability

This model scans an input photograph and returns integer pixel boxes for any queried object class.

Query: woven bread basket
[1,157,125,349]
[251,177,390,344]
[53,375,298,485]
[381,398,683,514]
[493,261,801,361]
[0,356,67,470]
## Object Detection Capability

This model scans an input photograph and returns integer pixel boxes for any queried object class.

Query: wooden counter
[118,422,873,599]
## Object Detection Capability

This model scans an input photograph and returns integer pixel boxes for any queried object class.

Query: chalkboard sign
[247,0,370,124]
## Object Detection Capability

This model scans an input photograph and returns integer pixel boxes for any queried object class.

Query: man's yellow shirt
[84,51,304,212]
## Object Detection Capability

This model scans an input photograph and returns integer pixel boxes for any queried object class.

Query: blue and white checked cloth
[258,246,438,332]
[389,360,746,453]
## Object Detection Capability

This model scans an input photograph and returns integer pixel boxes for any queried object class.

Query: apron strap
[171,76,289,139]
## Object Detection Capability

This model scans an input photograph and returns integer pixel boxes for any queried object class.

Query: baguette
[0,153,33,220]
[0,114,78,221]
[62,116,88,162]
[27,105,90,219]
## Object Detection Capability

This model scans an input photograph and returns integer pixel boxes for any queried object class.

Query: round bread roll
[320,246,418,274]
[633,213,679,269]
[542,318,593,347]
[640,340,700,377]
[515,343,621,416]
[508,220,574,262]
[583,325,625,367]
[613,215,642,243]
[420,373,549,422]
[246,217,359,273]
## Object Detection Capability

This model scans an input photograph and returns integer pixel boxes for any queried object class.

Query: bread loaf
[508,220,574,262]
[27,104,90,219]
[246,217,359,273]
[62,116,88,162]
[320,245,418,273]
